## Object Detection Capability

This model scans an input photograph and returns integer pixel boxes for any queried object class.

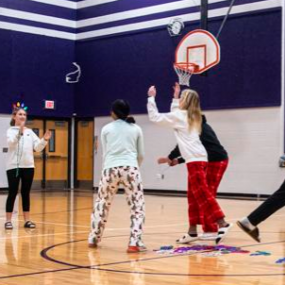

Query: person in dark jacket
[158,114,229,242]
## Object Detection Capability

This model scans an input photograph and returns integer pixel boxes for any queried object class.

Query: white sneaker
[216,223,233,244]
[199,232,218,241]
[176,233,199,244]
[88,236,99,248]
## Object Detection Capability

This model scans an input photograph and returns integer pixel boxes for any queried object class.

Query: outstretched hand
[157,157,171,164]
[43,130,52,141]
[148,86,157,97]
[169,159,179,167]
[173,82,180,99]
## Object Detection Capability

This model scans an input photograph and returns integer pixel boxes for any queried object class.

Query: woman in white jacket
[147,85,232,244]
[5,105,51,230]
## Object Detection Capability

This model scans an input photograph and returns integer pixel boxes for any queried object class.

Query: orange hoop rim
[173,62,199,73]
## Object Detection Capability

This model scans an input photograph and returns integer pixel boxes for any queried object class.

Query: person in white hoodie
[88,99,146,253]
[5,105,51,230]
[147,85,232,244]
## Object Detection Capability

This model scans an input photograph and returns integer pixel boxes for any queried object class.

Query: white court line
[0,217,90,229]
[2,213,285,231]
[1,215,284,240]
[1,212,285,240]
[0,230,89,240]
[0,217,188,230]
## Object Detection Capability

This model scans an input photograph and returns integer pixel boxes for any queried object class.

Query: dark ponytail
[125,116,136,124]
[10,118,16,126]
[111,99,136,124]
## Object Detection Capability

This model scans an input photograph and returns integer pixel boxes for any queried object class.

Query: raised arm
[31,130,49,152]
[147,86,180,128]
[171,82,181,112]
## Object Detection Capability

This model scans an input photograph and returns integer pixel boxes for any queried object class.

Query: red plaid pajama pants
[187,160,228,233]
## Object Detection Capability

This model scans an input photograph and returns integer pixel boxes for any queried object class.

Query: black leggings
[248,179,285,226]
[6,168,35,213]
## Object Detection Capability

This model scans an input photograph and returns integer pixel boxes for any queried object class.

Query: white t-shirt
[147,97,207,163]
[6,127,47,170]
[101,120,144,170]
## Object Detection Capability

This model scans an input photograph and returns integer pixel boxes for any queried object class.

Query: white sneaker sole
[199,236,218,241]
[176,234,199,244]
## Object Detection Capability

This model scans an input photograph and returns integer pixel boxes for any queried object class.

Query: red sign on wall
[44,100,56,110]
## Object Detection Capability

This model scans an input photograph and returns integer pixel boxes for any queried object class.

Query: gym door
[26,119,69,189]
[75,120,94,189]
[45,120,69,188]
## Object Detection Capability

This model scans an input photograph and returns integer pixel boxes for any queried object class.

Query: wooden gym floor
[0,190,285,285]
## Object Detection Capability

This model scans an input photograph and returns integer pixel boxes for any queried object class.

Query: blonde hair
[179,89,202,133]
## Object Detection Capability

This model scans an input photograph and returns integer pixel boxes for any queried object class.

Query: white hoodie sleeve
[31,130,47,152]
[7,128,20,147]
[147,97,182,129]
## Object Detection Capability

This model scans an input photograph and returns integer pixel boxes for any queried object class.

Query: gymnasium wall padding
[0,29,75,117]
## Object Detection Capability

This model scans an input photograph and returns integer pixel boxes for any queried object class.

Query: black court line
[2,233,285,279]
[2,233,187,280]
[40,237,285,277]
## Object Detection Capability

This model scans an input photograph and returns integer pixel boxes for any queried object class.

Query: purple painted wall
[0,29,75,117]
[74,9,282,117]
[0,0,282,118]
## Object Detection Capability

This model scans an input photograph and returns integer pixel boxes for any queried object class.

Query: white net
[173,64,194,86]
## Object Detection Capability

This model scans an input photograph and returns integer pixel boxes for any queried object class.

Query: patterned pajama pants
[89,166,145,246]
[187,161,227,233]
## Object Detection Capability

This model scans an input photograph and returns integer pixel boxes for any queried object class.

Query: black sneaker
[5,221,13,230]
[24,221,36,229]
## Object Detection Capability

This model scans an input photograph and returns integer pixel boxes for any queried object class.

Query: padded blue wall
[0,6,282,118]
[74,9,282,117]
[0,30,75,117]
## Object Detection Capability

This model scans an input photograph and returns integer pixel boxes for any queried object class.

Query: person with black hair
[88,100,146,253]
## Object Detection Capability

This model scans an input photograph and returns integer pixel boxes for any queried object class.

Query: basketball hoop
[174,29,221,86]
[173,63,198,87]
